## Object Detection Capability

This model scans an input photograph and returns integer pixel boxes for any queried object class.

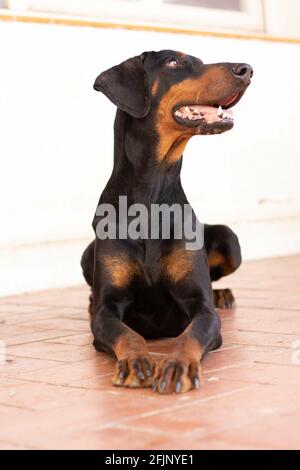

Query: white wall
[0,20,299,295]
[264,0,300,38]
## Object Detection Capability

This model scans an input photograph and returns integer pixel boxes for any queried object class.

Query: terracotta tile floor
[0,255,299,450]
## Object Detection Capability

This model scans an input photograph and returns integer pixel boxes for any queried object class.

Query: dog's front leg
[91,304,155,388]
[153,302,221,394]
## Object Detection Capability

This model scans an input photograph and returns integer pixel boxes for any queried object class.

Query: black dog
[81,50,252,394]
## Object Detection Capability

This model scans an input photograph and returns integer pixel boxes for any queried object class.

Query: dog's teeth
[217,106,223,118]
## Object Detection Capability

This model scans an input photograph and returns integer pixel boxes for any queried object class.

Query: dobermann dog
[81,50,253,394]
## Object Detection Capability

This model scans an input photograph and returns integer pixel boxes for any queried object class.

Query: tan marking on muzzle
[155,66,234,164]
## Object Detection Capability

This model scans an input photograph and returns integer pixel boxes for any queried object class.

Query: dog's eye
[166,58,180,69]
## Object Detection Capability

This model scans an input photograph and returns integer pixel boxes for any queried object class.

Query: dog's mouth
[173,90,244,134]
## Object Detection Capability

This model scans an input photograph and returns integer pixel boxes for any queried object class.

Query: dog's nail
[119,371,126,380]
[137,371,145,380]
[193,377,201,389]
[146,368,152,377]
[159,381,166,392]
[152,380,158,391]
[175,381,182,393]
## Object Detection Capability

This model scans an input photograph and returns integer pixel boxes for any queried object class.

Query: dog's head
[94,50,253,161]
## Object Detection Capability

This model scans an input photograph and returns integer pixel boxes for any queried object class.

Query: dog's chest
[121,281,190,339]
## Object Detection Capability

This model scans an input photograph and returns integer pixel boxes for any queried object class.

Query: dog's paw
[152,356,202,394]
[213,288,235,309]
[112,354,155,388]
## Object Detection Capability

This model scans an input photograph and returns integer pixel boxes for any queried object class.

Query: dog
[81,50,252,394]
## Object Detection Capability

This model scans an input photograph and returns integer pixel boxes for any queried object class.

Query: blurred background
[0,0,299,295]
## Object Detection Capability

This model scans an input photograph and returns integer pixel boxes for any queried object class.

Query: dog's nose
[232,63,253,84]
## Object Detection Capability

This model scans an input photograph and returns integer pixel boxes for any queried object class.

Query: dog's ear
[93,54,150,118]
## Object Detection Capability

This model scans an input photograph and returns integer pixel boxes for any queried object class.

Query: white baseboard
[0,239,91,297]
[231,217,300,261]
[0,217,299,296]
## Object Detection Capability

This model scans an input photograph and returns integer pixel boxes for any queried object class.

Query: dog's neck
[107,110,186,205]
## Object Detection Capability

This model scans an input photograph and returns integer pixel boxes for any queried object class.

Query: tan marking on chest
[161,248,195,283]
[102,255,141,288]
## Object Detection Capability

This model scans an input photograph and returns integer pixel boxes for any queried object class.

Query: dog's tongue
[218,92,239,107]
[175,105,234,124]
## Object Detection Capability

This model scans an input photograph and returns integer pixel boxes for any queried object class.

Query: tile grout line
[93,384,258,432]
